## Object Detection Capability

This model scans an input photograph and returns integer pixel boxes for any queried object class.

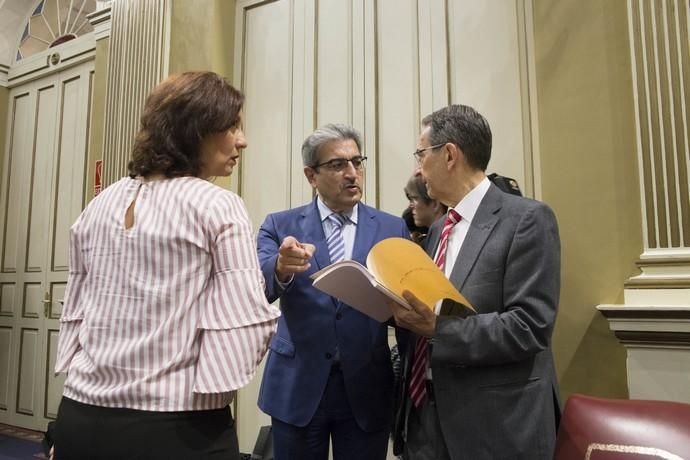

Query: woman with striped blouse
[52,71,280,459]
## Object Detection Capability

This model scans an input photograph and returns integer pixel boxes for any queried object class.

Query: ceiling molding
[0,63,8,86]
[6,32,95,87]
[0,0,30,67]
[87,5,112,41]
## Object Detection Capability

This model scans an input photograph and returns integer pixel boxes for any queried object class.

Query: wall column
[100,0,171,186]
[598,0,690,403]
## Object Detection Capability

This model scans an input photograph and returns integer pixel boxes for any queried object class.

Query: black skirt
[54,397,239,460]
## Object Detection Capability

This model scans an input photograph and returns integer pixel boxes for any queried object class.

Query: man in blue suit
[257,123,410,460]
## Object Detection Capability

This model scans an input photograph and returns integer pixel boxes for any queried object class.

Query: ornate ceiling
[0,0,28,68]
[0,0,97,69]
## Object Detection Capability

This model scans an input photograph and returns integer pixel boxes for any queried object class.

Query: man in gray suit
[390,104,561,459]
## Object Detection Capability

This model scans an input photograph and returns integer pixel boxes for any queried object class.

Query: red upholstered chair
[554,394,690,460]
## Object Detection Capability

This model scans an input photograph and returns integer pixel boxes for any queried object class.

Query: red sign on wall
[94,160,102,196]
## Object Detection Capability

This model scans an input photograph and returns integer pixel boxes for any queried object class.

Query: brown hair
[128,71,244,178]
[404,174,432,203]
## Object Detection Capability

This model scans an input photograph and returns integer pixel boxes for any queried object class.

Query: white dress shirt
[437,176,492,279]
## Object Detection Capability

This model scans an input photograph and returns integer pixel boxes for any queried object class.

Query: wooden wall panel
[44,329,64,419]
[26,85,56,273]
[417,0,450,116]
[49,283,66,319]
[52,75,88,272]
[2,93,30,273]
[16,328,38,416]
[237,0,293,228]
[316,0,353,125]
[0,326,11,411]
[22,283,41,319]
[376,0,421,213]
[233,0,297,450]
[0,284,15,316]
[448,0,527,189]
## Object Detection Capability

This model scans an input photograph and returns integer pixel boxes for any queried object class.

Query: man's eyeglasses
[312,156,367,172]
[412,143,445,165]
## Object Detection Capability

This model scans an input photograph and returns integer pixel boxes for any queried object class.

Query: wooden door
[0,60,93,431]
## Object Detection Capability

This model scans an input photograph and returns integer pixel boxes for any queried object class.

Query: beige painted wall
[533,0,642,399]
[0,86,7,181]
[84,37,110,203]
[169,0,234,76]
[169,0,236,190]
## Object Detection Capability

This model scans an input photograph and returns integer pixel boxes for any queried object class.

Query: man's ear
[444,142,461,170]
[304,166,317,187]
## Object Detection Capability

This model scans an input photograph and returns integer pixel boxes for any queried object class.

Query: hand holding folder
[310,237,474,322]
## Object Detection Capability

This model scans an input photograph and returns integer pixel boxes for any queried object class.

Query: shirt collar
[452,176,491,225]
[317,196,359,224]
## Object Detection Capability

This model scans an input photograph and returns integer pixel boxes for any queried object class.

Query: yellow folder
[367,237,473,311]
[311,237,474,322]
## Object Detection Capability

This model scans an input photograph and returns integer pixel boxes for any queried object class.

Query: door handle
[42,291,52,318]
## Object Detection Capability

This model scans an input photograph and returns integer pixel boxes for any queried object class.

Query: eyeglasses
[312,156,367,172]
[412,143,445,165]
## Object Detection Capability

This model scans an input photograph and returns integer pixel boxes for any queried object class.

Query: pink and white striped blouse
[55,176,280,411]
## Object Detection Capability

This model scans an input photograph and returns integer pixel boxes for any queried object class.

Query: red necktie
[408,209,462,408]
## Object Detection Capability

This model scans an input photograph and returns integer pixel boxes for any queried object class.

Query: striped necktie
[408,209,462,408]
[326,213,347,263]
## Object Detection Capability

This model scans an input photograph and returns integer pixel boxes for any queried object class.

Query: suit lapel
[301,199,330,272]
[352,203,377,265]
[424,219,443,258]
[448,185,502,291]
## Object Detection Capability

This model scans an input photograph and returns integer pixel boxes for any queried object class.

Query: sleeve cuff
[55,319,82,374]
[193,320,276,393]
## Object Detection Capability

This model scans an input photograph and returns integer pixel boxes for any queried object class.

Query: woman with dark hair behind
[52,71,280,460]
[404,174,447,244]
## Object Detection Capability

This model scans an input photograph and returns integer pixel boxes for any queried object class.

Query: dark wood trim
[614,330,690,347]
[598,308,690,320]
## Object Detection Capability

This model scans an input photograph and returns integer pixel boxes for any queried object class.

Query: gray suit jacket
[395,184,561,459]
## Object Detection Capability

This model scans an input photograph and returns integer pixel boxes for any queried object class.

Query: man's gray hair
[422,104,492,172]
[301,123,363,167]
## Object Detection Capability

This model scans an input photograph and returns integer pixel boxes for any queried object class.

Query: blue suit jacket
[256,199,409,431]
